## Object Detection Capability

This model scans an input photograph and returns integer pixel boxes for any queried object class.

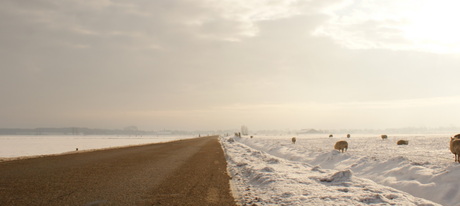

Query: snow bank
[221,134,459,205]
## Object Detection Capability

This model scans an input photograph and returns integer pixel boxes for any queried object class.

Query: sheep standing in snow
[347,134,351,138]
[334,141,348,153]
[450,134,460,163]
[397,140,409,145]
[381,135,388,140]
[329,134,333,138]
[292,137,296,144]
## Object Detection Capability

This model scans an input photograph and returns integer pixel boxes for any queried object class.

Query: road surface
[0,136,236,205]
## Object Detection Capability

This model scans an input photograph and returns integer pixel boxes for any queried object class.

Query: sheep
[397,140,409,145]
[292,137,296,144]
[334,141,348,153]
[381,135,388,140]
[450,134,460,163]
[347,134,351,138]
[329,134,333,138]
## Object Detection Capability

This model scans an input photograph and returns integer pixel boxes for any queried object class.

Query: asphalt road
[0,136,236,206]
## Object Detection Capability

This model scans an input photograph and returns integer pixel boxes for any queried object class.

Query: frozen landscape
[0,135,196,160]
[220,134,460,206]
[2,133,460,205]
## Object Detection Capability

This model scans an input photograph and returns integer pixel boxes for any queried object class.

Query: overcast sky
[2,0,460,131]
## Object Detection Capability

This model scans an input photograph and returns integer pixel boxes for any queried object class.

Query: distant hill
[0,127,236,136]
[298,129,326,134]
[0,127,143,135]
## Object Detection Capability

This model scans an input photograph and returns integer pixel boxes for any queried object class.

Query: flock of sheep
[234,132,460,163]
[288,134,460,163]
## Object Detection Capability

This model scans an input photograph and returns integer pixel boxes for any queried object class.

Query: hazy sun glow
[403,0,460,53]
[317,0,460,54]
[3,0,460,130]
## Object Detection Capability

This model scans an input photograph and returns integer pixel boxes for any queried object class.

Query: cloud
[2,0,460,130]
[212,96,460,129]
[314,0,460,53]
[111,95,460,129]
[0,0,321,58]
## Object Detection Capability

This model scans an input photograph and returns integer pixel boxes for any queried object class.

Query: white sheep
[334,141,348,153]
[450,134,460,163]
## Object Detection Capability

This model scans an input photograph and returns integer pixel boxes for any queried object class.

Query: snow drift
[221,134,460,205]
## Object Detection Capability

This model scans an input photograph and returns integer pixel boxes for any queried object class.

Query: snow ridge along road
[221,135,446,205]
[0,136,236,206]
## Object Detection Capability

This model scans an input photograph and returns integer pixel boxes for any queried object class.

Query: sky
[2,0,460,131]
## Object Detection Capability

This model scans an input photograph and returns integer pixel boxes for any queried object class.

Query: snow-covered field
[220,134,460,206]
[0,135,196,160]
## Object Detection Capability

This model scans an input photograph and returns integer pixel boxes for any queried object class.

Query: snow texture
[0,135,196,160]
[221,134,460,206]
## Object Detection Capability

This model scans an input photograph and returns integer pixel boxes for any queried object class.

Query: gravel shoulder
[0,136,235,206]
